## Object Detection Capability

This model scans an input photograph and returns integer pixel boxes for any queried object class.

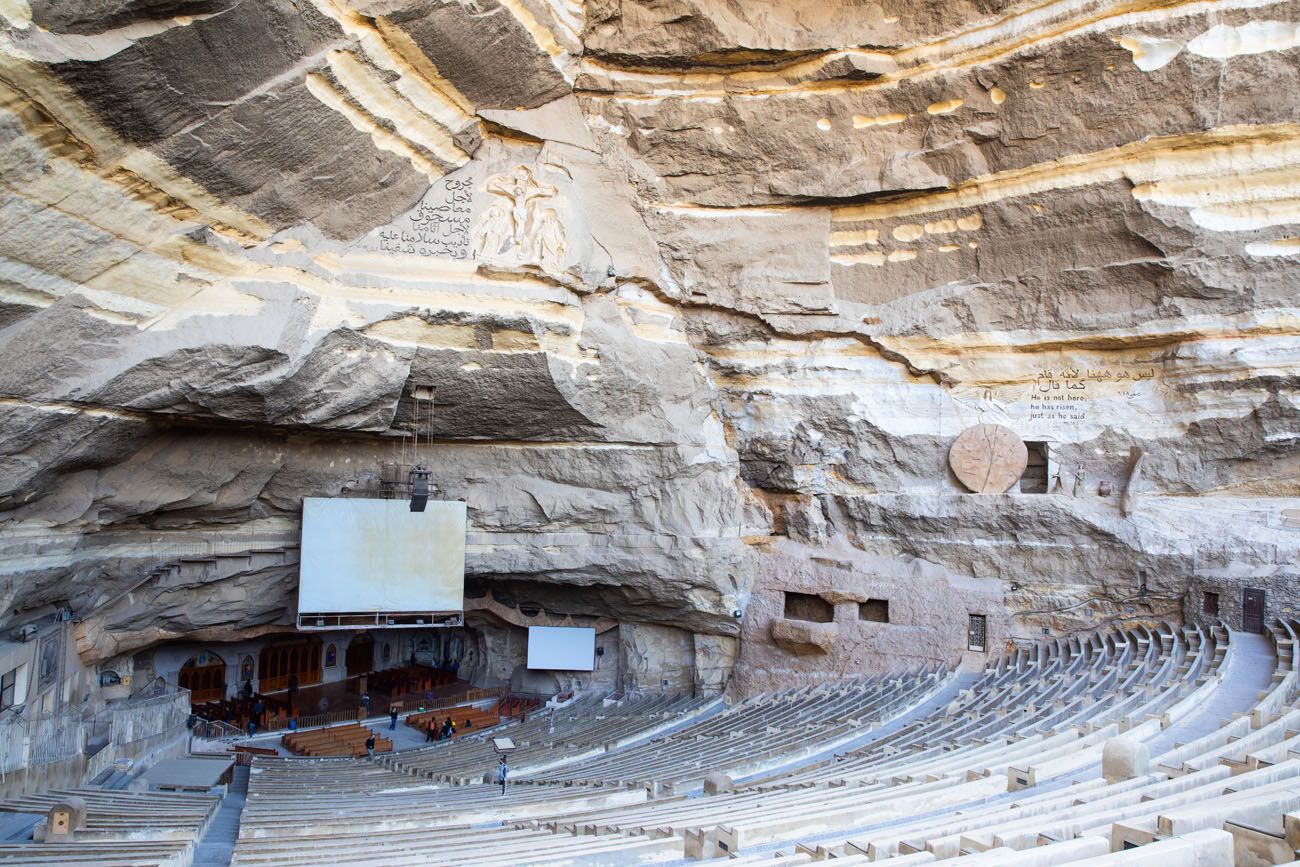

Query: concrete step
[191,765,250,867]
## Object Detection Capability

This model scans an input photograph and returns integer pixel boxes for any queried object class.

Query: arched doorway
[258,637,322,693]
[178,651,226,704]
[345,633,374,677]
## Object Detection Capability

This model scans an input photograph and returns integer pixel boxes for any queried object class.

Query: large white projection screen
[298,498,466,615]
[527,627,596,671]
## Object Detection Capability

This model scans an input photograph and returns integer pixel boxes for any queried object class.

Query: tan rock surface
[0,0,1296,692]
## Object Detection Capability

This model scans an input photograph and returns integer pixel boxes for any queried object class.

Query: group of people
[426,715,460,742]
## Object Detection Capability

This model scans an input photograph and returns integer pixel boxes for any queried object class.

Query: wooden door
[1242,588,1266,634]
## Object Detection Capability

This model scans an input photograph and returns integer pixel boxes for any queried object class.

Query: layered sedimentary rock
[0,0,1296,693]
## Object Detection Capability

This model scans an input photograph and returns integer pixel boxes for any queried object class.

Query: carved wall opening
[859,599,890,623]
[345,633,374,677]
[1242,588,1266,634]
[0,664,24,710]
[783,592,834,623]
[178,651,226,704]
[1019,442,1050,493]
[1202,591,1220,616]
[967,614,988,652]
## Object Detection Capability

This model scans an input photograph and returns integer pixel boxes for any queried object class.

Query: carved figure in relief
[473,165,567,267]
[473,199,511,260]
[531,207,566,263]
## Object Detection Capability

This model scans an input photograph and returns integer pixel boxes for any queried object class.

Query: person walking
[497,756,509,797]
[389,706,399,731]
[365,732,376,759]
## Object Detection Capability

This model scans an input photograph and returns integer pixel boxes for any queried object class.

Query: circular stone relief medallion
[949,424,1029,493]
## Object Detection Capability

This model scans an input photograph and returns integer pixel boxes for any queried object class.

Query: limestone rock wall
[0,0,1296,694]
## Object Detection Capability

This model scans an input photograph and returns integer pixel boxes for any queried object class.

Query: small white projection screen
[527,626,596,671]
[298,498,466,615]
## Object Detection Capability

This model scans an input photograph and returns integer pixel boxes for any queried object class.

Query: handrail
[265,708,360,733]
[192,719,246,742]
[381,686,506,716]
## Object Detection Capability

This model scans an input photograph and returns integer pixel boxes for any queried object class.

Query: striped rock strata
[0,0,1296,692]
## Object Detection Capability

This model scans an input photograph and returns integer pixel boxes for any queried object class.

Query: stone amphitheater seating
[383,692,719,784]
[522,666,952,792]
[233,758,672,865]
[0,787,218,866]
[792,620,1300,866]
[281,722,392,757]
[0,841,193,865]
[21,620,1300,866]
[511,623,1220,858]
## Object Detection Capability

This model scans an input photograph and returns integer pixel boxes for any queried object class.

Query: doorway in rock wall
[346,633,375,677]
[178,651,226,704]
[1242,588,1266,634]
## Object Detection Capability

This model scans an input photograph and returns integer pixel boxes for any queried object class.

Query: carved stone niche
[949,424,1029,493]
[770,619,838,655]
[37,795,87,842]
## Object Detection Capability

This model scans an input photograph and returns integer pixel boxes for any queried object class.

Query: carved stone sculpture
[473,165,567,267]
[949,424,1029,494]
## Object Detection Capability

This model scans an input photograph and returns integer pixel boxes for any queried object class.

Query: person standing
[497,756,509,796]
[426,718,437,742]
[389,706,399,731]
[361,691,371,716]
[365,732,376,759]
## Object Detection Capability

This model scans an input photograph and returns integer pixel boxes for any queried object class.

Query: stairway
[1144,628,1277,756]
[191,763,249,867]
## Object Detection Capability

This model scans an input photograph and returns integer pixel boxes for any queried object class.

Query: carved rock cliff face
[0,0,1296,690]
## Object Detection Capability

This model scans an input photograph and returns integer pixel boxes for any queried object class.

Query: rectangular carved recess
[1020,442,1049,493]
[783,591,834,623]
[859,599,890,623]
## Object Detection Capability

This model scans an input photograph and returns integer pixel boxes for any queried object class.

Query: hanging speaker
[409,466,430,512]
